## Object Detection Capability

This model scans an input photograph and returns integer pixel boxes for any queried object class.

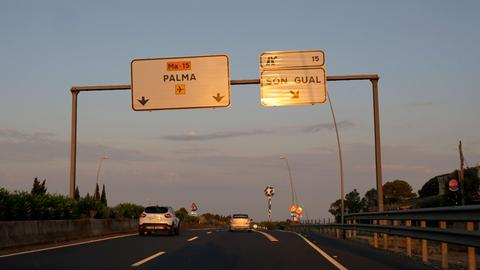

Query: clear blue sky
[1,0,479,220]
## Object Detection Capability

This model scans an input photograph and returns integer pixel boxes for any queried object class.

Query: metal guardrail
[288,205,480,269]
[344,204,480,221]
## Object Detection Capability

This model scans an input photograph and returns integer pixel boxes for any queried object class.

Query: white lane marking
[254,230,279,242]
[294,233,348,270]
[0,233,137,258]
[206,231,212,235]
[187,236,199,242]
[130,251,166,267]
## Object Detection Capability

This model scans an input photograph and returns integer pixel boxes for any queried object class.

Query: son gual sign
[260,50,327,107]
[131,55,230,111]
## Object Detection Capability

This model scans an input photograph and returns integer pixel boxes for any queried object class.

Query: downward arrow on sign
[137,96,149,106]
[213,93,224,102]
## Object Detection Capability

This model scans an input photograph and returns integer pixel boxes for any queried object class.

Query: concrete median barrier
[0,219,138,250]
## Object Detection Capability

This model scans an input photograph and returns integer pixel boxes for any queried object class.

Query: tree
[383,180,416,204]
[329,189,363,222]
[31,177,47,196]
[418,176,439,198]
[345,189,362,213]
[74,186,80,201]
[94,183,100,201]
[100,184,107,206]
[361,188,378,212]
[462,167,480,204]
[175,207,189,222]
[328,199,342,223]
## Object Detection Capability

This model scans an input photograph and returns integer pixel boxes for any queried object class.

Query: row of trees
[3,178,231,223]
[0,178,144,221]
[329,167,480,222]
[329,180,417,216]
[417,168,479,206]
[329,179,418,222]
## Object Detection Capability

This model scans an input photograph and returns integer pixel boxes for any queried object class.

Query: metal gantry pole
[69,90,78,198]
[371,78,384,212]
[68,75,383,213]
[68,85,130,199]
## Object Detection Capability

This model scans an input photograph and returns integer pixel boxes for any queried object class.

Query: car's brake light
[140,213,146,218]
[164,213,172,218]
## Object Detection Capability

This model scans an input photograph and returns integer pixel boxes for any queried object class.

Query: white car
[229,214,252,232]
[138,206,180,236]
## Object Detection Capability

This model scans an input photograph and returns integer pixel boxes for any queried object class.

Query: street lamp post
[96,155,109,187]
[327,91,345,227]
[280,156,297,213]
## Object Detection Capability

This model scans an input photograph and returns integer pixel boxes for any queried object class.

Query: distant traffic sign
[131,55,230,111]
[264,185,275,197]
[191,203,198,212]
[260,50,327,107]
[448,179,459,192]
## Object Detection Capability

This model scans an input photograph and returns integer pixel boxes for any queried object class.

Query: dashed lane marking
[253,230,279,242]
[206,231,212,235]
[187,236,199,242]
[130,251,166,267]
[0,233,137,258]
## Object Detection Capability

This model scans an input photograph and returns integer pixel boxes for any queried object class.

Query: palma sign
[131,55,230,111]
[260,50,327,107]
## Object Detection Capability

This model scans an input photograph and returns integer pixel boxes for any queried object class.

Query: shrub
[113,203,144,219]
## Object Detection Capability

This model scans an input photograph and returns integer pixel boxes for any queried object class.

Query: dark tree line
[0,178,143,221]
[329,167,480,222]
[329,179,416,222]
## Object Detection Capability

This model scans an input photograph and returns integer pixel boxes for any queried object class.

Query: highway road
[0,229,433,270]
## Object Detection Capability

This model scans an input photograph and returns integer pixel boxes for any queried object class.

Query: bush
[113,203,144,219]
[0,187,143,221]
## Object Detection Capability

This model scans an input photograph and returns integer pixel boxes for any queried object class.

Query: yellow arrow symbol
[213,93,224,102]
[290,90,299,99]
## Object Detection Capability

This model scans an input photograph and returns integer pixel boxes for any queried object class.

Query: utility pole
[459,141,465,205]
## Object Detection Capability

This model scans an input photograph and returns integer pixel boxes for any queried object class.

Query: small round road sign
[448,178,459,192]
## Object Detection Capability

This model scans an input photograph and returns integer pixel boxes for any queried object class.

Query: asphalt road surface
[0,229,433,270]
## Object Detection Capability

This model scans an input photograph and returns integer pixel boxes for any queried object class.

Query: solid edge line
[187,236,199,242]
[253,230,279,242]
[0,233,137,258]
[130,251,166,267]
[294,232,348,270]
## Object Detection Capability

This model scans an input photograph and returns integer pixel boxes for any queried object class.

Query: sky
[1,0,479,221]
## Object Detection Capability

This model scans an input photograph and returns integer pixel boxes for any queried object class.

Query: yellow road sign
[175,84,186,95]
[260,50,327,107]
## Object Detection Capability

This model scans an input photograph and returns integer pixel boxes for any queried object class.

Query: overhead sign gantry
[68,50,384,213]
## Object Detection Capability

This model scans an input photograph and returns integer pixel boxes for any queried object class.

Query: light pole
[280,156,297,208]
[327,91,345,226]
[96,155,109,187]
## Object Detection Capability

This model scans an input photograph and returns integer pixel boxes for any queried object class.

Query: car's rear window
[145,206,169,214]
[233,214,248,218]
